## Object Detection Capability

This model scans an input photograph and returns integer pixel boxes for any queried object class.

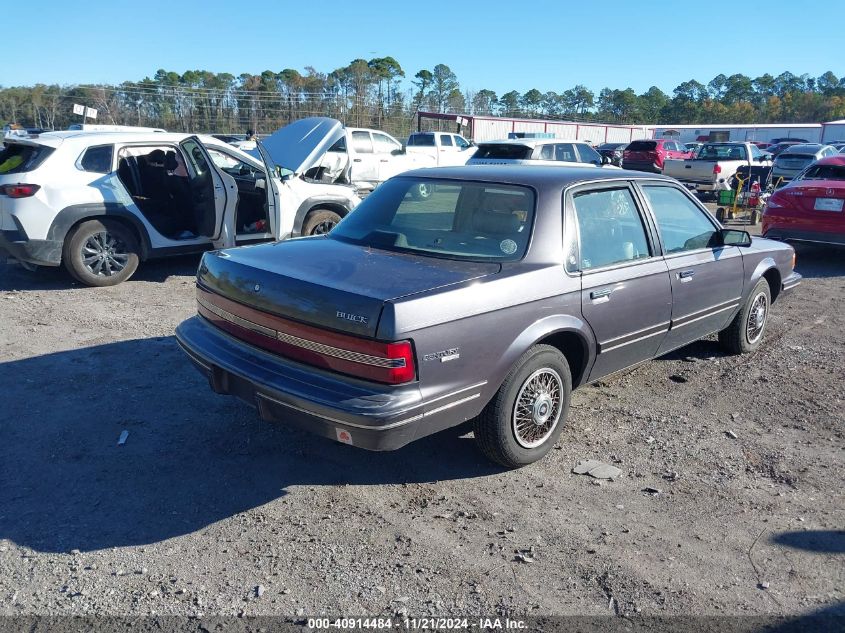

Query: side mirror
[392,145,406,155]
[601,156,611,165]
[720,228,752,247]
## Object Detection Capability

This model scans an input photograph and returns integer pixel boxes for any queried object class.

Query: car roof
[477,138,584,148]
[781,144,830,153]
[399,164,673,187]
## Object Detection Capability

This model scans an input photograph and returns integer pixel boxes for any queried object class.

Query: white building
[647,123,823,144]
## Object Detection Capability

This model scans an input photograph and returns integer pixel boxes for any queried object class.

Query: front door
[637,183,744,354]
[567,183,672,381]
[180,136,236,247]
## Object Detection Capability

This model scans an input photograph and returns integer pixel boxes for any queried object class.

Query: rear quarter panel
[379,265,591,420]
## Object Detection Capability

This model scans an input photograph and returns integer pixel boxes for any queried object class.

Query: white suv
[467,138,618,168]
[0,119,359,286]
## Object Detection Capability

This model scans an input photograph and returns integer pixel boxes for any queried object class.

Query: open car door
[254,141,283,240]
[179,136,237,248]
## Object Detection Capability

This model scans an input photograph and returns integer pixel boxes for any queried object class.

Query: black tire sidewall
[478,346,572,467]
[302,209,342,236]
[740,280,771,352]
[64,219,140,287]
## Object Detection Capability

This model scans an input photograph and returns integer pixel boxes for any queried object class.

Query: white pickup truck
[316,127,434,194]
[405,131,476,166]
[663,142,773,193]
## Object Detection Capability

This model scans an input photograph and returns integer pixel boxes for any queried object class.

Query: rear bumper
[623,161,661,173]
[175,316,481,451]
[763,227,845,247]
[0,229,62,266]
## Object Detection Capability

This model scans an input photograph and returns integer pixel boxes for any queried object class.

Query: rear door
[180,136,237,246]
[566,182,672,380]
[637,183,744,354]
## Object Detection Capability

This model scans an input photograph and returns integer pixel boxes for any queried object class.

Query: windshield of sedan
[330,178,536,262]
[796,164,845,181]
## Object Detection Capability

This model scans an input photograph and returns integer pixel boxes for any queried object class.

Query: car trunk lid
[784,180,845,215]
[197,237,500,339]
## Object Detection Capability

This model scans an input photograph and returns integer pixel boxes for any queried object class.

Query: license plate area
[813,198,844,212]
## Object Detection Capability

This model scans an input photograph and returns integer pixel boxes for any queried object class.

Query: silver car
[772,144,838,186]
[176,166,801,468]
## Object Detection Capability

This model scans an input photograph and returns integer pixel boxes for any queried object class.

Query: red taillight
[713,164,722,175]
[1,184,40,198]
[196,287,417,385]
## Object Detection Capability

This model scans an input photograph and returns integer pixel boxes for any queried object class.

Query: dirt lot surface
[0,232,843,625]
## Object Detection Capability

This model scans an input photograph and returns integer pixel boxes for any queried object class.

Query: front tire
[302,209,341,236]
[63,219,140,287]
[718,279,771,354]
[473,345,571,468]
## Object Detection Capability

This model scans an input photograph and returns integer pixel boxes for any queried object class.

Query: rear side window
[627,141,657,152]
[554,143,577,161]
[79,145,114,173]
[439,134,453,147]
[0,144,54,174]
[473,144,532,160]
[571,188,651,272]
[408,134,434,147]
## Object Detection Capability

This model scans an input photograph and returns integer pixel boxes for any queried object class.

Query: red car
[622,139,692,173]
[762,156,845,246]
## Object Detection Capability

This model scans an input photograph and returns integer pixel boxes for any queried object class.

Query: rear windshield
[776,154,814,165]
[626,141,656,152]
[407,134,435,147]
[0,143,54,175]
[473,144,533,160]
[330,178,536,262]
[695,144,747,160]
[797,164,845,181]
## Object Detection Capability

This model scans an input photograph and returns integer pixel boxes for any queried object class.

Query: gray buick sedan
[176,166,801,468]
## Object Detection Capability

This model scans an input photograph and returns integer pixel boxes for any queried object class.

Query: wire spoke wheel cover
[746,292,768,344]
[312,220,337,235]
[82,231,128,277]
[512,368,563,449]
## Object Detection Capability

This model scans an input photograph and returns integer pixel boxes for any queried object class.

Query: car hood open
[257,117,345,176]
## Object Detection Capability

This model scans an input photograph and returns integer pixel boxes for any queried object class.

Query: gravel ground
[0,229,843,624]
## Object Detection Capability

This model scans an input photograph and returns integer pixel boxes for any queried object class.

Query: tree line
[2,59,844,140]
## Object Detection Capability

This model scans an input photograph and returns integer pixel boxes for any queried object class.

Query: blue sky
[3,0,842,96]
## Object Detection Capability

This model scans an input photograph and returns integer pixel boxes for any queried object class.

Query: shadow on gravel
[0,337,500,554]
[656,339,727,363]
[771,529,845,554]
[0,255,201,291]
[791,244,845,279]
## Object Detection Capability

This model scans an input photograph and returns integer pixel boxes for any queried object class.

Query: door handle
[353,158,362,162]
[684,165,692,169]
[678,270,695,280]
[380,159,389,162]
[590,288,612,300]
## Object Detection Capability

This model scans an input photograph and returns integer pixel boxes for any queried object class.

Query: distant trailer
[821,119,845,143]
[648,123,822,144]
[416,112,652,144]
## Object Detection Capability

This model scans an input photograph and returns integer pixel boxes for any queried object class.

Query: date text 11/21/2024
[307,617,528,630]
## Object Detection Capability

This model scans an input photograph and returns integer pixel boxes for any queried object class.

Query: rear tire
[302,209,342,236]
[718,279,771,354]
[473,345,571,468]
[63,219,140,287]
